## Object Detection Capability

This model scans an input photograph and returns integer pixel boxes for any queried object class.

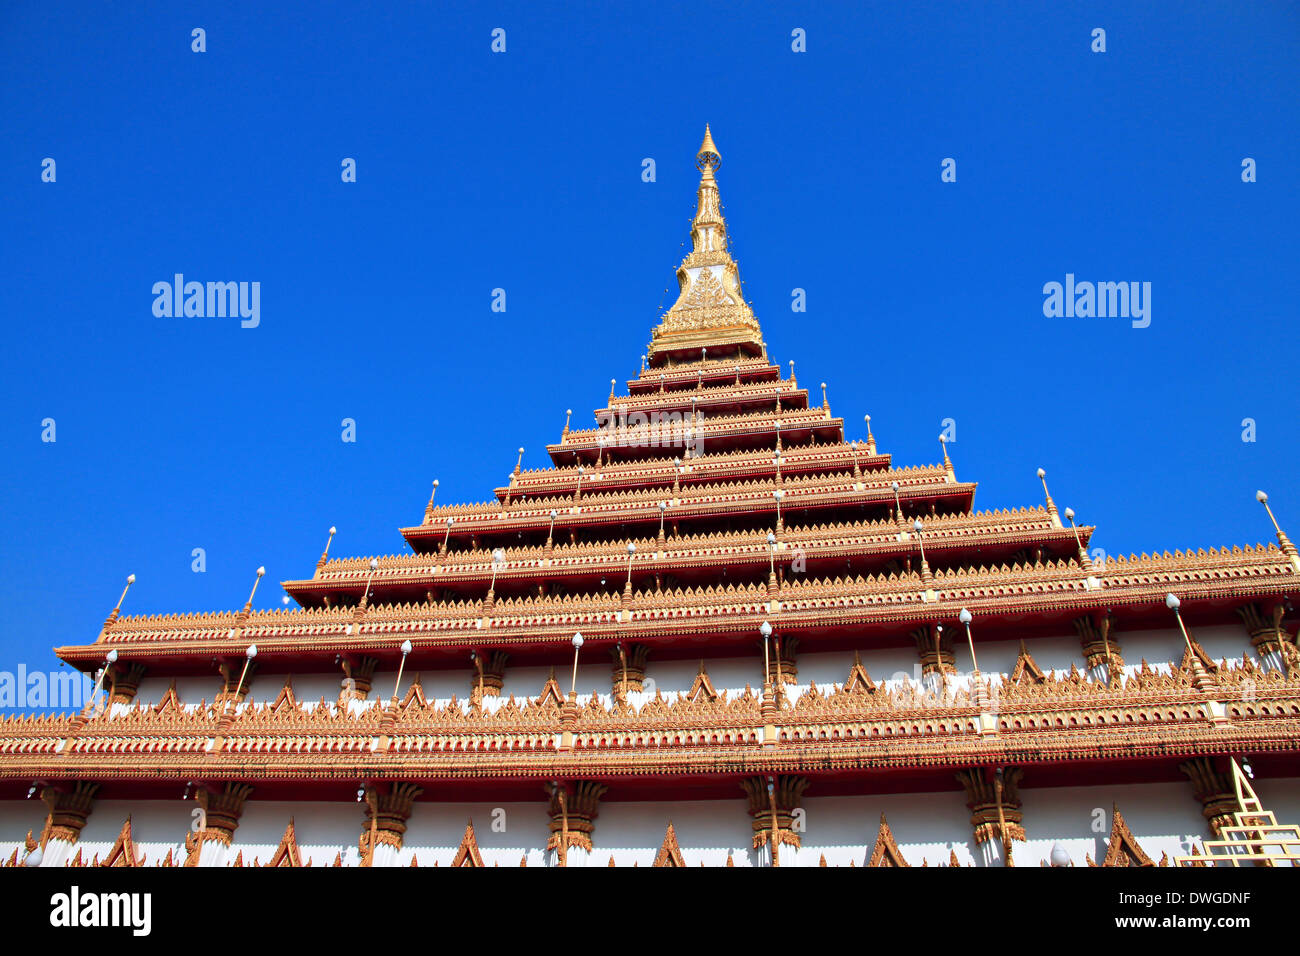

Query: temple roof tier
[405,475,978,553]
[601,376,808,418]
[629,358,779,393]
[4,664,1299,791]
[291,509,1087,608]
[548,406,844,465]
[58,544,1295,671]
[495,441,892,501]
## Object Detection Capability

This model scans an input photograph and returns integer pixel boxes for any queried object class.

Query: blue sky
[1,1,1297,687]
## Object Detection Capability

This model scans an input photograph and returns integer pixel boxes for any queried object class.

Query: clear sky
[1,2,1297,692]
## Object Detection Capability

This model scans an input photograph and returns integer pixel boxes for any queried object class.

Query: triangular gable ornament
[102,817,144,867]
[153,680,184,714]
[536,668,566,707]
[270,677,298,713]
[451,820,485,867]
[400,674,429,710]
[653,823,686,867]
[867,813,910,867]
[1010,640,1046,685]
[265,819,305,867]
[845,651,877,693]
[1100,804,1155,867]
[685,661,718,703]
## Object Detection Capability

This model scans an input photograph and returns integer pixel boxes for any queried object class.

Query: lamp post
[569,633,584,697]
[767,531,777,583]
[658,501,667,542]
[228,643,258,712]
[359,558,379,609]
[243,566,266,612]
[488,548,506,595]
[760,620,773,687]
[1037,467,1061,526]
[1165,593,1195,654]
[1063,507,1094,575]
[1256,491,1300,569]
[391,639,413,703]
[547,508,558,548]
[1258,490,1284,536]
[774,489,785,532]
[913,520,928,569]
[958,608,979,673]
[442,516,454,552]
[624,542,637,594]
[87,648,119,715]
[108,573,136,622]
[318,526,337,572]
[574,465,585,500]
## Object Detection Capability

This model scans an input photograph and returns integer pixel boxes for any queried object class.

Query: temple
[4,127,1300,868]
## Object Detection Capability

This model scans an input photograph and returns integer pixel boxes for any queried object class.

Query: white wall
[6,778,1297,866]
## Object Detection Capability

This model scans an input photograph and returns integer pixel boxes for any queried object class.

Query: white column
[372,842,401,867]
[978,839,1004,867]
[198,838,229,868]
[547,845,590,867]
[38,838,75,867]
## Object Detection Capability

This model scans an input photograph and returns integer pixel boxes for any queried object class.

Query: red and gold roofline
[287,520,1088,609]
[629,357,779,391]
[499,442,892,496]
[5,661,1300,793]
[404,479,979,551]
[56,545,1296,672]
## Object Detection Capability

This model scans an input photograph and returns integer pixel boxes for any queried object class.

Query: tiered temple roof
[6,128,1300,830]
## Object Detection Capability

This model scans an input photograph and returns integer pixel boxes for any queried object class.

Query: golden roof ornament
[696,124,721,171]
[649,126,764,364]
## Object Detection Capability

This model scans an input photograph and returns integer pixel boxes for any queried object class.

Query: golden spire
[649,126,764,364]
[697,124,720,170]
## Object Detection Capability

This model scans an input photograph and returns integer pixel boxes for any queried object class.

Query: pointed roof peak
[648,128,764,364]
[697,125,721,171]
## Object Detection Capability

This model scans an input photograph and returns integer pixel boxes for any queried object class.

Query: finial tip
[696,125,720,171]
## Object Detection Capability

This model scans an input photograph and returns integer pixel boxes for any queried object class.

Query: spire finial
[696,124,720,172]
[648,126,762,365]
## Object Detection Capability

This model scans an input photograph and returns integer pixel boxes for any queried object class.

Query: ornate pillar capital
[546,780,608,861]
[741,775,808,855]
